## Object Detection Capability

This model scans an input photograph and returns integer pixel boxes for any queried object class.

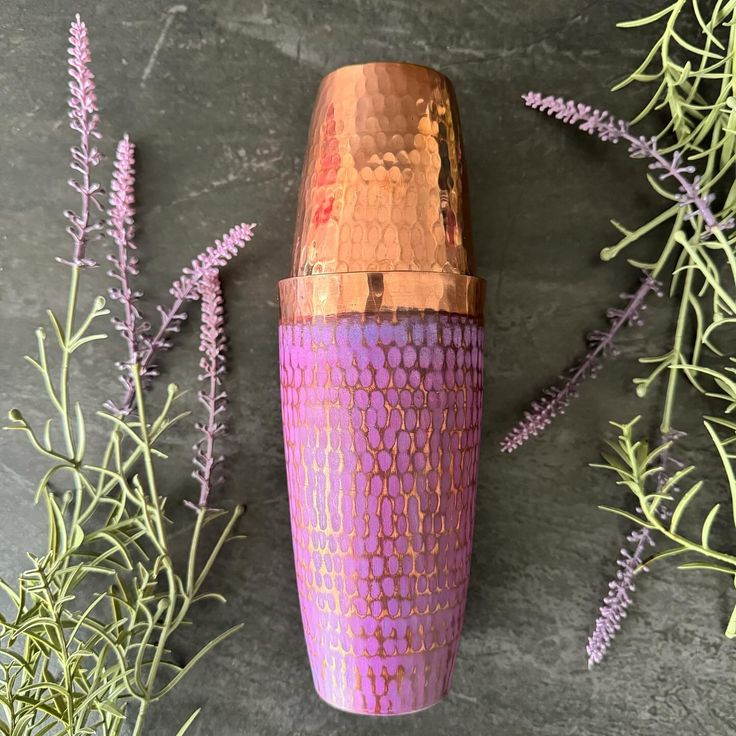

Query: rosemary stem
[132,364,160,513]
[659,54,726,434]
[186,509,205,593]
[661,264,694,434]
[628,437,736,569]
[60,260,80,447]
[131,700,148,736]
[60,265,84,530]
[37,565,77,730]
[132,364,178,700]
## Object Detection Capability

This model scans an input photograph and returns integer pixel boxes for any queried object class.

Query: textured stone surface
[0,1,732,735]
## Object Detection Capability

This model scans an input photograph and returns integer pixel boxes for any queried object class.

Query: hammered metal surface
[290,62,471,277]
[279,311,484,715]
[278,271,485,322]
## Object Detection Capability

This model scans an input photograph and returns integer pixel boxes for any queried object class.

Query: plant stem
[660,99,724,433]
[37,564,77,731]
[133,365,161,515]
[119,293,187,415]
[661,264,695,433]
[131,700,148,736]
[132,364,178,705]
[57,262,89,539]
[60,266,80,459]
[626,434,736,569]
[186,510,205,594]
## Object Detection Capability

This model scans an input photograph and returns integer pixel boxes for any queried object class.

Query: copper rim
[279,271,485,323]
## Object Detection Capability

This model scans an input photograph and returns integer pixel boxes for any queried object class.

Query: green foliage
[0,266,243,735]
[595,418,736,635]
[596,0,736,638]
[602,1,736,431]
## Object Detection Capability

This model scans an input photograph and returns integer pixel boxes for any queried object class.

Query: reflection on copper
[279,271,485,322]
[289,62,475,282]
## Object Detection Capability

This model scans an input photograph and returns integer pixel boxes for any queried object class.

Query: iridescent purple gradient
[279,311,483,715]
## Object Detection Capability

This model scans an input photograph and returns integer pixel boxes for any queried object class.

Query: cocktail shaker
[278,62,485,715]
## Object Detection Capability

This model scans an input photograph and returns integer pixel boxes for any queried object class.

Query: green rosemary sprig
[593,417,736,635]
[603,1,736,428]
[2,281,244,734]
[591,0,736,661]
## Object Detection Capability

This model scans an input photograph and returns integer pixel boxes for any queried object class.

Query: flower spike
[189,272,228,509]
[105,135,149,413]
[60,14,104,268]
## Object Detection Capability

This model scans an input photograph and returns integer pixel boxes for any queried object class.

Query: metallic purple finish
[279,311,483,714]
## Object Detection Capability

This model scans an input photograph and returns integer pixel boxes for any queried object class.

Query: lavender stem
[500,92,736,453]
[500,273,661,453]
[117,222,255,415]
[189,272,227,510]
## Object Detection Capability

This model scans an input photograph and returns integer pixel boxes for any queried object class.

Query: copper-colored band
[278,272,485,322]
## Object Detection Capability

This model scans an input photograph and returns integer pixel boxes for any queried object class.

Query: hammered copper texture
[279,311,483,715]
[290,62,471,278]
[279,62,485,716]
[278,271,485,323]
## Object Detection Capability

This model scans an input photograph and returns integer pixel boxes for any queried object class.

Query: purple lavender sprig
[117,222,255,415]
[586,525,653,668]
[60,14,104,268]
[106,135,148,410]
[587,432,685,667]
[188,272,227,510]
[500,273,662,453]
[522,92,735,237]
[501,92,736,453]
[103,146,254,416]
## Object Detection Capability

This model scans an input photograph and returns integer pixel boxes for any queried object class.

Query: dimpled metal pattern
[279,311,483,714]
[278,271,485,323]
[291,62,470,277]
[279,62,485,715]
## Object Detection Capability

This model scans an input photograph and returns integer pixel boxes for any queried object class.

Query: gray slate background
[1,1,733,734]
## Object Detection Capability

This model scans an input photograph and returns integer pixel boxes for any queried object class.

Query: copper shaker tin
[279,62,485,715]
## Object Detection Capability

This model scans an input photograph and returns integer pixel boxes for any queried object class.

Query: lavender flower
[106,135,147,410]
[587,432,685,666]
[189,272,227,509]
[522,92,734,236]
[169,223,256,301]
[117,222,255,415]
[501,92,736,453]
[586,525,653,668]
[500,273,662,453]
[60,14,103,268]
